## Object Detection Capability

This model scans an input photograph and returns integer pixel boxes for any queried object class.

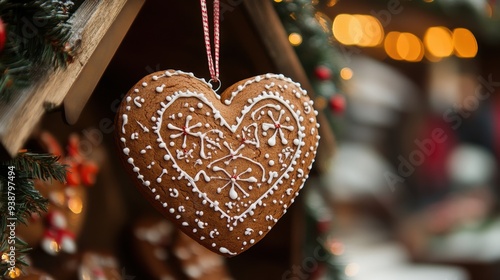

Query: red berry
[314,66,332,81]
[0,18,6,53]
[329,95,346,114]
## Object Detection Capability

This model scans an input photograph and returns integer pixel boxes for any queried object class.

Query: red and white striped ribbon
[200,0,220,83]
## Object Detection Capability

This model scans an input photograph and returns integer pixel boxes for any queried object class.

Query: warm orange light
[424,26,453,58]
[288,33,303,46]
[340,67,353,80]
[50,240,61,253]
[1,253,9,263]
[354,15,384,47]
[333,14,357,45]
[8,267,22,279]
[333,14,384,47]
[397,32,424,62]
[453,28,478,58]
[68,197,83,214]
[384,31,402,60]
[274,0,283,2]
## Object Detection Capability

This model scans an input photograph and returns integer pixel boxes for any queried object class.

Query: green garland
[0,152,67,278]
[274,1,345,279]
[0,0,76,102]
[275,0,346,135]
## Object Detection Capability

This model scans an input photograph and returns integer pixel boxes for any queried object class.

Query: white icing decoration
[119,71,320,255]
[219,247,237,256]
[136,121,149,133]
[121,114,128,133]
[134,96,143,108]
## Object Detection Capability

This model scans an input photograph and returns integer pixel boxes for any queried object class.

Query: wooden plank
[64,0,145,124]
[0,0,143,158]
[244,0,338,270]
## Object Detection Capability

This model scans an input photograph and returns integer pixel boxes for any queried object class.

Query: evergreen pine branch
[0,152,67,277]
[0,0,77,102]
[6,152,67,183]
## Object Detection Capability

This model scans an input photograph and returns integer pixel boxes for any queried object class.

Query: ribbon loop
[200,0,220,82]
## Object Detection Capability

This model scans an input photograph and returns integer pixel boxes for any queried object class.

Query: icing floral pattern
[118,70,319,256]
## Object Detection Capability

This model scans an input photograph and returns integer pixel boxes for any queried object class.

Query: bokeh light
[68,196,83,214]
[397,32,424,62]
[8,267,21,278]
[424,26,454,58]
[333,14,384,47]
[340,67,353,80]
[288,33,303,46]
[384,31,402,60]
[453,28,478,58]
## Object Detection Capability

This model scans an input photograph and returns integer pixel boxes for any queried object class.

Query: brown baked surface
[116,70,319,256]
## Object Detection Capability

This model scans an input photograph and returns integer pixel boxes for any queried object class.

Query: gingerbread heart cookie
[116,70,319,256]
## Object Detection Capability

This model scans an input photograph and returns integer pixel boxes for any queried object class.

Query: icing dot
[127,158,134,164]
[134,89,139,93]
[164,155,171,160]
[177,113,183,118]
[264,153,269,159]
[151,116,156,121]
[154,195,160,200]
[142,82,147,87]
[163,203,167,207]
[197,103,203,108]
[152,75,158,80]
[293,139,300,146]
[169,141,175,147]
[169,208,175,213]
[268,160,275,166]
[151,188,156,193]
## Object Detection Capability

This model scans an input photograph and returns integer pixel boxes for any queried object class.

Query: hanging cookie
[115,0,319,257]
[117,70,319,256]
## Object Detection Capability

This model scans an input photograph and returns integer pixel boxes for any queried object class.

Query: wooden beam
[64,0,145,124]
[0,0,144,158]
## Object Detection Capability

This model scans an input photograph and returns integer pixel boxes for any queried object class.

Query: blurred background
[301,0,500,279]
[3,0,500,279]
